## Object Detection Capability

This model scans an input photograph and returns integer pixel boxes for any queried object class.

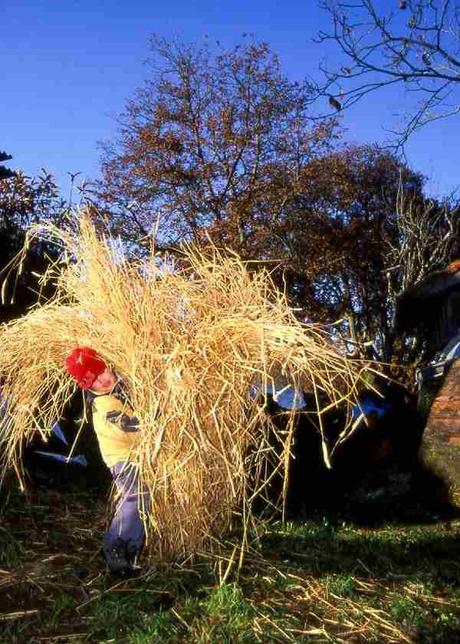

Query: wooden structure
[398,261,460,491]
[423,361,460,491]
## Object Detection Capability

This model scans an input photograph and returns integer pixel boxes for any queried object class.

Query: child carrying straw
[65,346,146,577]
[0,215,371,567]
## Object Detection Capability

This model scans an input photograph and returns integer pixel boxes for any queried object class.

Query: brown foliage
[97,38,338,247]
[287,145,458,368]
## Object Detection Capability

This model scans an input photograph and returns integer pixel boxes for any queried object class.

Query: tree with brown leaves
[97,38,458,369]
[97,38,338,250]
[285,144,458,365]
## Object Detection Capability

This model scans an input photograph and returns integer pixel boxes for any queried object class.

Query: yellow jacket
[91,392,140,468]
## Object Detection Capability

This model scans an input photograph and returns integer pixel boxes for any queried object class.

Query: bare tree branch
[314,0,460,145]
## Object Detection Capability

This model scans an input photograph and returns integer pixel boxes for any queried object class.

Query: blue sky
[1,0,457,198]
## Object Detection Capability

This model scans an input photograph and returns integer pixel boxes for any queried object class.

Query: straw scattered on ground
[1,485,458,643]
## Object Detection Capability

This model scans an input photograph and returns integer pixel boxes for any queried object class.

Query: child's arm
[105,410,140,432]
[92,394,140,433]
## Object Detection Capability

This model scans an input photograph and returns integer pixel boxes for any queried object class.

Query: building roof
[396,260,460,331]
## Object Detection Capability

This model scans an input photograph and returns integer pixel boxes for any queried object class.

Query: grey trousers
[102,462,147,558]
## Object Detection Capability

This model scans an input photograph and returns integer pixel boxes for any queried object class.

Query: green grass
[0,485,459,643]
[0,525,24,567]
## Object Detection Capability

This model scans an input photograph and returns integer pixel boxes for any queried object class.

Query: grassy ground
[0,484,459,643]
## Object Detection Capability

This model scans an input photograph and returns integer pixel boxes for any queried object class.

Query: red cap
[65,347,107,389]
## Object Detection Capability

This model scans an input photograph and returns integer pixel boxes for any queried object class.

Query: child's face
[90,368,117,394]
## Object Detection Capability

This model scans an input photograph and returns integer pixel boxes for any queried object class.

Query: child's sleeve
[92,394,140,433]
[106,410,140,432]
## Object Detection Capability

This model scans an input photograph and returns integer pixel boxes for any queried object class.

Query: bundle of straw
[0,214,370,562]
